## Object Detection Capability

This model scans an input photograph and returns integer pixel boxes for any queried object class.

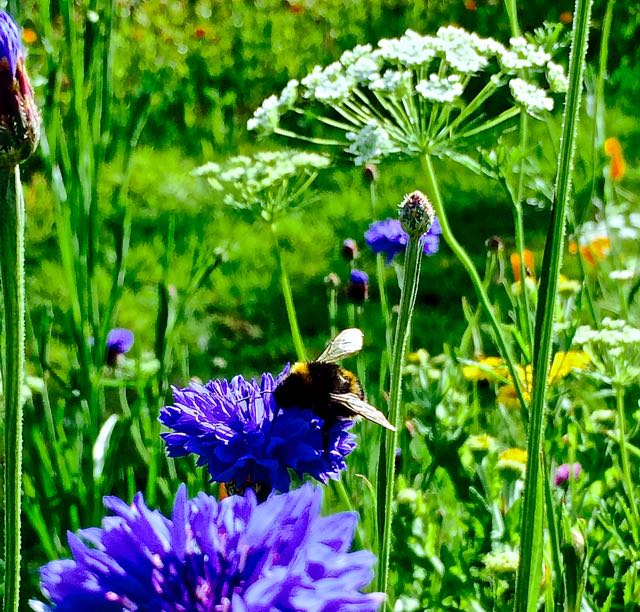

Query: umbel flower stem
[0,166,26,611]
[378,233,422,599]
[273,227,307,361]
[421,154,529,420]
[516,0,593,609]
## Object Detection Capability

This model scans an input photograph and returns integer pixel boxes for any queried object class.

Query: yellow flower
[548,351,590,383]
[466,434,496,452]
[497,448,528,473]
[558,274,580,294]
[463,356,507,381]
[497,383,531,410]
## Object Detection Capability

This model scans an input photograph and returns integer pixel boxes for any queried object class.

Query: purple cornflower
[105,328,134,366]
[36,484,385,611]
[0,10,39,165]
[160,369,356,496]
[365,217,442,264]
[554,462,582,486]
[348,269,369,304]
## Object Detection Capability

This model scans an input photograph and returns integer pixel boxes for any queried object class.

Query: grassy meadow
[1,0,640,609]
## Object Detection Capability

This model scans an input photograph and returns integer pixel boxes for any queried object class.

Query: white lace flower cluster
[248,26,566,166]
[194,151,330,216]
[573,318,640,385]
[345,120,395,166]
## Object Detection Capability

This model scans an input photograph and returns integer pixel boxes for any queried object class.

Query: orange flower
[604,137,626,181]
[569,237,610,265]
[22,28,38,44]
[464,0,477,10]
[194,26,207,39]
[559,11,573,24]
[510,249,535,281]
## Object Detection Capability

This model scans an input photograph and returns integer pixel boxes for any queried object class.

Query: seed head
[398,190,435,238]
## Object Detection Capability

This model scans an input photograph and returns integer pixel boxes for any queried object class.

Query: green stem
[615,384,640,542]
[421,155,529,420]
[273,228,307,362]
[515,0,593,609]
[377,235,422,600]
[0,166,25,611]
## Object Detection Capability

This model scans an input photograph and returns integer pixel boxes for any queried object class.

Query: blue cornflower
[105,328,134,365]
[0,10,39,165]
[365,217,442,263]
[160,369,356,496]
[0,11,20,75]
[36,484,385,611]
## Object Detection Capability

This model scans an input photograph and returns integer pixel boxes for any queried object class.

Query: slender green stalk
[0,166,26,611]
[615,384,640,541]
[421,155,529,421]
[515,0,593,609]
[273,228,307,362]
[377,235,422,600]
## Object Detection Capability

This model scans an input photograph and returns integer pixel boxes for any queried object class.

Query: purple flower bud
[554,462,581,486]
[485,235,504,252]
[398,190,435,238]
[363,163,378,183]
[342,238,358,261]
[0,11,40,166]
[348,269,368,304]
[105,328,134,365]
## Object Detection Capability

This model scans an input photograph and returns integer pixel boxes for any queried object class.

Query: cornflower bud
[105,328,134,366]
[347,269,368,304]
[485,235,504,252]
[398,190,435,238]
[363,163,378,183]
[342,238,358,261]
[0,11,40,167]
[324,272,341,289]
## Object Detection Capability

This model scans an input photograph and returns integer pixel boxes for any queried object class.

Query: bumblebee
[274,329,396,431]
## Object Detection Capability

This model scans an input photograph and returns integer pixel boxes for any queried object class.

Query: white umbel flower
[416,74,464,103]
[509,78,553,113]
[345,121,394,166]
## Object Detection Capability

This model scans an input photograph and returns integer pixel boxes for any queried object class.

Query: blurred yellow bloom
[463,356,507,381]
[497,384,530,410]
[558,274,580,294]
[497,448,528,473]
[604,137,626,181]
[466,434,496,452]
[548,351,590,383]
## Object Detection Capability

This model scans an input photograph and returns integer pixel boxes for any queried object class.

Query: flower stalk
[378,193,430,599]
[515,0,593,609]
[0,166,25,611]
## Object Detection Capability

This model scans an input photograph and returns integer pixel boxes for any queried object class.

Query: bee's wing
[329,392,396,431]
[316,328,364,363]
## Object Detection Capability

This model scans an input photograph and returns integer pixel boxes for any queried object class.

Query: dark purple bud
[363,163,378,183]
[553,462,581,486]
[106,328,134,366]
[347,269,368,304]
[342,238,358,261]
[485,235,504,252]
[0,11,40,166]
